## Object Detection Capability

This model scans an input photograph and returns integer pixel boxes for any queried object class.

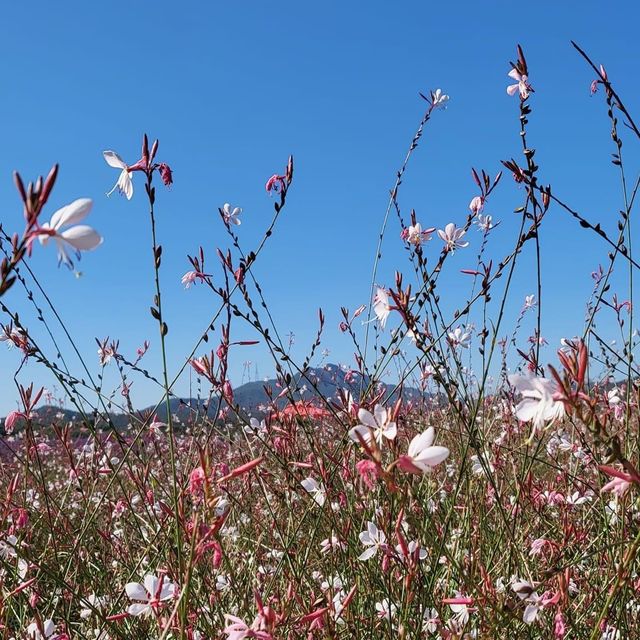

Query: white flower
[508,374,565,433]
[349,404,397,446]
[215,574,230,591]
[507,69,532,99]
[0,535,18,559]
[422,607,440,634]
[301,477,326,507]
[125,573,177,616]
[244,417,267,436]
[398,427,449,474]
[431,89,449,108]
[358,521,386,560]
[222,203,242,225]
[36,198,102,267]
[477,213,493,231]
[375,598,397,620]
[448,326,471,349]
[26,620,56,640]
[437,223,469,252]
[373,287,392,329]
[103,150,133,199]
[320,534,346,554]
[405,223,435,246]
[80,593,108,619]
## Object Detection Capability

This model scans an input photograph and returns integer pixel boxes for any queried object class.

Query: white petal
[103,150,127,169]
[118,170,134,200]
[357,408,376,429]
[415,445,450,468]
[408,427,435,457]
[143,574,158,596]
[60,226,103,251]
[49,198,93,230]
[358,546,377,561]
[127,602,150,616]
[125,582,148,601]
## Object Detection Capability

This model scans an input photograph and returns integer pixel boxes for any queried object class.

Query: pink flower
[4,410,25,434]
[396,427,450,474]
[355,459,380,489]
[437,223,469,252]
[600,466,633,498]
[158,163,173,186]
[223,615,272,640]
[507,69,532,99]
[189,467,206,496]
[265,174,285,194]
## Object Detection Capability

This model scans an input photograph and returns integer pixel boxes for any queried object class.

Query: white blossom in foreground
[36,198,102,267]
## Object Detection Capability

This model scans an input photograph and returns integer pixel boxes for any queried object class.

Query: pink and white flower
[437,223,469,252]
[507,69,532,100]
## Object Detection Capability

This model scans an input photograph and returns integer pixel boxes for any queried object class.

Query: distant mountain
[4,364,425,429]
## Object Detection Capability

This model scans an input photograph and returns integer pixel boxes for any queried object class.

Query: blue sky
[1,1,639,414]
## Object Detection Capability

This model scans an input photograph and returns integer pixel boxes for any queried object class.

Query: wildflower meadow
[2,12,640,640]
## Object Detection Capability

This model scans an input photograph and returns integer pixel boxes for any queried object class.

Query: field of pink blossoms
[1,46,639,639]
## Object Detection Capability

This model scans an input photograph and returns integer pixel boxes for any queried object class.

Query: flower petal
[60,225,103,251]
[103,150,127,169]
[49,198,93,230]
[125,582,148,601]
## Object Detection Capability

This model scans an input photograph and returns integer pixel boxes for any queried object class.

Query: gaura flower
[103,151,134,200]
[222,203,242,226]
[508,374,566,432]
[397,427,449,474]
[437,223,469,252]
[507,68,532,100]
[301,477,326,507]
[431,89,449,109]
[125,573,177,616]
[35,198,102,268]
[402,223,435,246]
[349,404,397,446]
[26,620,56,640]
[358,521,387,560]
[373,287,392,329]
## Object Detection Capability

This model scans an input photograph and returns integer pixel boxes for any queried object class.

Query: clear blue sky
[1,1,639,414]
